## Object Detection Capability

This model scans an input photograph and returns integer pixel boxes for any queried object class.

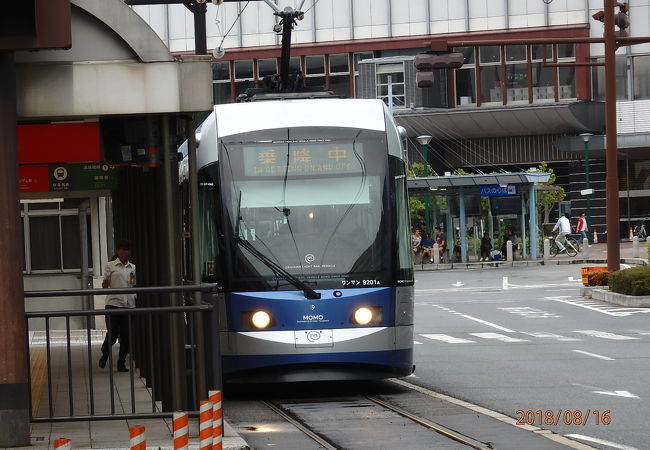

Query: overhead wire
[218,1,251,50]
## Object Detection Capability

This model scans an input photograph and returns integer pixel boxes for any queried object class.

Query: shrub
[588,269,610,286]
[647,242,650,262]
[608,266,650,296]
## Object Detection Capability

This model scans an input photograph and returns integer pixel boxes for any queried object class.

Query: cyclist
[553,212,573,253]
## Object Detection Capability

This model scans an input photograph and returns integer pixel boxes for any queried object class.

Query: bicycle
[549,234,579,257]
[633,220,647,240]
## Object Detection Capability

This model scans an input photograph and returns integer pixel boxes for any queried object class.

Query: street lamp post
[580,133,593,229]
[417,135,433,232]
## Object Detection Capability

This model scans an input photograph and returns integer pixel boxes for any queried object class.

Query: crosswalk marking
[574,330,639,340]
[546,296,650,317]
[468,332,529,343]
[420,334,476,344]
[522,332,581,341]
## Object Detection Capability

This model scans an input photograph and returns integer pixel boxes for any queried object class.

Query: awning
[394,101,605,139]
[407,172,551,194]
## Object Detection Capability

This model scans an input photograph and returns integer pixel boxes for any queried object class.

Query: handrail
[24,283,219,298]
[25,304,211,318]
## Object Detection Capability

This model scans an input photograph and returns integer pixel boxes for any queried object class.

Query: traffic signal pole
[604,0,621,271]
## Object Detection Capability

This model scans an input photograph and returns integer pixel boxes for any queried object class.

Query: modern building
[132,0,650,240]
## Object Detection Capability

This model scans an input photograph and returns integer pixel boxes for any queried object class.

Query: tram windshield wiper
[234,235,321,300]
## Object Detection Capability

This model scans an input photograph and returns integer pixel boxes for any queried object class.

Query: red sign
[17,122,101,164]
[19,165,50,193]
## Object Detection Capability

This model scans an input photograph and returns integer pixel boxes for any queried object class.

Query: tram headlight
[251,311,272,329]
[353,307,373,325]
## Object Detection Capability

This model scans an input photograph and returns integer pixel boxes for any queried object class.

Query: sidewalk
[415,240,649,271]
[19,331,248,450]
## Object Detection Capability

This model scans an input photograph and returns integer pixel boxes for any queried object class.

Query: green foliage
[408,162,435,178]
[453,168,473,176]
[530,162,565,223]
[647,242,650,262]
[409,196,424,221]
[608,266,650,296]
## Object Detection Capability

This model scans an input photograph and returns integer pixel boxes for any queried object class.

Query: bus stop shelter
[408,172,551,262]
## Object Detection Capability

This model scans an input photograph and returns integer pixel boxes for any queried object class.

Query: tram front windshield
[220,127,391,290]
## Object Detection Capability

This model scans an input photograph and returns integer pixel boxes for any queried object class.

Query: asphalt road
[412,264,650,450]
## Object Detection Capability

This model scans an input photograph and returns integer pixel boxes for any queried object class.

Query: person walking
[577,212,590,245]
[553,213,573,253]
[99,240,136,372]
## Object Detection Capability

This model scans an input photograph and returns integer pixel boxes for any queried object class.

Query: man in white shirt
[99,240,136,372]
[553,213,573,253]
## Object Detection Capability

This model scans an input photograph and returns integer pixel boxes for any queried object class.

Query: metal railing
[25,284,217,423]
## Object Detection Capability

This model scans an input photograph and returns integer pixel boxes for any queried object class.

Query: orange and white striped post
[208,390,223,450]
[173,411,189,450]
[53,438,71,450]
[129,425,146,450]
[199,400,213,450]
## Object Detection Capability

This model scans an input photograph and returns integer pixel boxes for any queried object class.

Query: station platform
[19,330,248,450]
[414,240,648,270]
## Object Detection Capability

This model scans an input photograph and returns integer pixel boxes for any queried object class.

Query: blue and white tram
[193,98,414,382]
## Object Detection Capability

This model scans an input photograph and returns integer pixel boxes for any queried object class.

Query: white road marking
[413,340,423,345]
[459,314,515,332]
[414,282,579,293]
[566,434,640,450]
[546,296,650,317]
[420,334,476,344]
[592,390,639,399]
[522,332,581,342]
[499,306,561,319]
[452,281,465,287]
[574,330,639,340]
[572,349,615,361]
[469,332,529,343]
[568,276,575,281]
[502,276,508,289]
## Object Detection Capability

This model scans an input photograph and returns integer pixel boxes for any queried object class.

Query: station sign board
[480,185,517,197]
[20,163,119,193]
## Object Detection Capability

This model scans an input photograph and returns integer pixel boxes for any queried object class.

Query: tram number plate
[294,330,334,348]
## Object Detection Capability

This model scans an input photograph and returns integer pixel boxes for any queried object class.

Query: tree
[532,162,565,224]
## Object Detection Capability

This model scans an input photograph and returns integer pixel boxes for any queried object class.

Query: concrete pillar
[433,243,440,264]
[506,240,513,262]
[582,238,590,259]
[543,238,551,259]
[632,236,639,258]
[0,52,29,446]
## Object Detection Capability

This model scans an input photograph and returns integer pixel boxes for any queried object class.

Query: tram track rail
[260,392,493,450]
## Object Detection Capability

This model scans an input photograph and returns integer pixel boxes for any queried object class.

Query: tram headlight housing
[243,310,275,329]
[351,306,382,326]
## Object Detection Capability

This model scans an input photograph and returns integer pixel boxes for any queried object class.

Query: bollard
[629,227,634,240]
[173,411,189,450]
[199,400,213,450]
[633,235,639,258]
[129,425,146,450]
[209,390,223,450]
[543,238,550,259]
[582,238,590,259]
[433,243,440,264]
[506,240,513,262]
[593,229,598,244]
[54,438,71,450]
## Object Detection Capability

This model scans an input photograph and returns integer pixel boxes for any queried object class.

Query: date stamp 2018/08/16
[516,410,611,426]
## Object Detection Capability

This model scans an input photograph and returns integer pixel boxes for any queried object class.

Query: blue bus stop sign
[480,185,517,196]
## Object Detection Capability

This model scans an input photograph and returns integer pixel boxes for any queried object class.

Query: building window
[305,55,325,89]
[21,199,91,274]
[592,55,628,101]
[234,59,254,98]
[329,53,351,97]
[354,51,374,97]
[376,62,405,109]
[505,45,528,103]
[633,55,650,100]
[531,44,555,102]
[480,46,502,104]
[557,44,576,100]
[212,61,231,105]
[454,47,476,106]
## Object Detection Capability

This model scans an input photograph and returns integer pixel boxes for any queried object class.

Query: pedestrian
[99,239,136,372]
[434,226,447,262]
[480,232,492,261]
[577,212,590,245]
[553,213,572,253]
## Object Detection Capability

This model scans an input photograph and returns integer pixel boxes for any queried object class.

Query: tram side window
[199,182,221,282]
